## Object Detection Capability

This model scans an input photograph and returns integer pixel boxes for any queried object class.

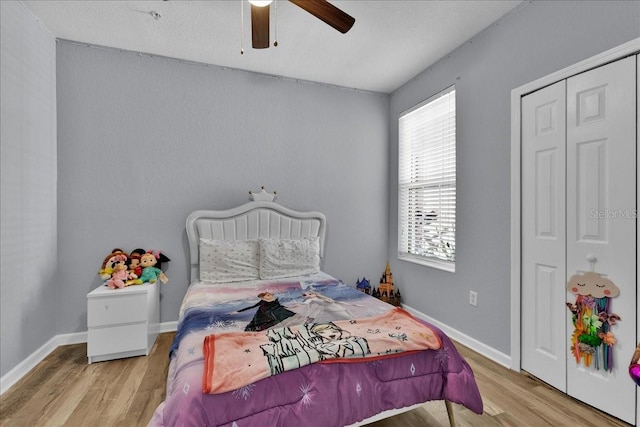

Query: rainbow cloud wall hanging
[566,271,620,372]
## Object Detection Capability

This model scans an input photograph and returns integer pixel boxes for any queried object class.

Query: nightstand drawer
[88,293,147,327]
[87,323,148,357]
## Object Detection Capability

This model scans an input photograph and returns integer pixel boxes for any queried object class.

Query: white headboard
[186,201,326,281]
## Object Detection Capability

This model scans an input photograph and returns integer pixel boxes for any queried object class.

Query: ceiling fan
[249,0,355,49]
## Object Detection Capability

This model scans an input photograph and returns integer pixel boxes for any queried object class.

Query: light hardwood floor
[0,332,632,427]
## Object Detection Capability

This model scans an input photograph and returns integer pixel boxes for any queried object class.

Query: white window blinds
[398,86,456,270]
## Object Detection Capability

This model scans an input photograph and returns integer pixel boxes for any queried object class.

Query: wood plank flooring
[0,332,632,427]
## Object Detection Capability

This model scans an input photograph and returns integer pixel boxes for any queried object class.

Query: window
[398,86,456,272]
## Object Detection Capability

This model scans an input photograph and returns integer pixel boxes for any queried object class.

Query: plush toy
[102,251,142,288]
[99,248,128,282]
[138,250,169,284]
[155,251,171,270]
[128,248,146,283]
[106,256,129,289]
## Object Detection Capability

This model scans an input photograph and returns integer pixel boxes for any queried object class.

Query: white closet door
[521,80,567,392]
[566,55,636,424]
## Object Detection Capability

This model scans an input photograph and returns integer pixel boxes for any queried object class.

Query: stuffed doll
[106,257,128,289]
[138,250,169,284]
[104,252,141,288]
[127,248,146,284]
[155,251,171,270]
[98,248,128,282]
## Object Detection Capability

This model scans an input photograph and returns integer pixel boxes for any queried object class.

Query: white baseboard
[0,321,178,395]
[402,304,512,369]
[1,312,507,396]
[1,335,58,395]
[160,321,178,333]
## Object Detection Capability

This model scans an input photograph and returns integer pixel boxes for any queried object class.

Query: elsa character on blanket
[292,290,355,324]
[231,292,296,332]
[310,322,370,358]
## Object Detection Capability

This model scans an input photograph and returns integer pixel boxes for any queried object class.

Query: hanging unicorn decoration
[566,271,621,372]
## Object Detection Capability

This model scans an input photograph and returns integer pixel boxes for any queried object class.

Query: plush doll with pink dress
[106,259,129,289]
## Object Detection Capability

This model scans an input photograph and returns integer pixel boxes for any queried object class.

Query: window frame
[397,85,456,273]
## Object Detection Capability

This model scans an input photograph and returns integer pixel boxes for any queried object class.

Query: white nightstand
[87,283,160,364]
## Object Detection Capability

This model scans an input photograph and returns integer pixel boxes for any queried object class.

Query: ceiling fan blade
[251,4,270,49]
[289,0,355,34]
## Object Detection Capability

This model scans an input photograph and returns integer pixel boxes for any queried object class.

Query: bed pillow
[199,238,260,283]
[259,237,320,280]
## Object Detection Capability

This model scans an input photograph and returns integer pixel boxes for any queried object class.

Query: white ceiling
[22,0,523,94]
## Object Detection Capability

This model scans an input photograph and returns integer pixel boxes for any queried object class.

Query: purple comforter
[148,273,482,427]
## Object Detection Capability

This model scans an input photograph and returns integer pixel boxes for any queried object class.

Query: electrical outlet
[469,290,478,307]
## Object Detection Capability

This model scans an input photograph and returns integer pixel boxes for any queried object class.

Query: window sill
[398,253,455,273]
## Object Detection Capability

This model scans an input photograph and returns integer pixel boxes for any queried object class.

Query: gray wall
[3,0,639,381]
[388,0,640,355]
[56,42,390,333]
[0,1,57,377]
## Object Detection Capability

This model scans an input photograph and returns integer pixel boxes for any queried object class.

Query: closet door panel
[521,80,567,392]
[566,55,636,424]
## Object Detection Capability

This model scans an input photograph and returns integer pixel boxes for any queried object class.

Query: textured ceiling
[22,0,523,94]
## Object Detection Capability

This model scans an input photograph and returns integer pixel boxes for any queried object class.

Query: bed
[148,196,483,427]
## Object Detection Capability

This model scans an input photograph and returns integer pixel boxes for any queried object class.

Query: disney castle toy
[371,262,401,306]
[356,277,371,294]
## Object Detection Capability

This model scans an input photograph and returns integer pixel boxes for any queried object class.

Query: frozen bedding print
[148,272,483,427]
